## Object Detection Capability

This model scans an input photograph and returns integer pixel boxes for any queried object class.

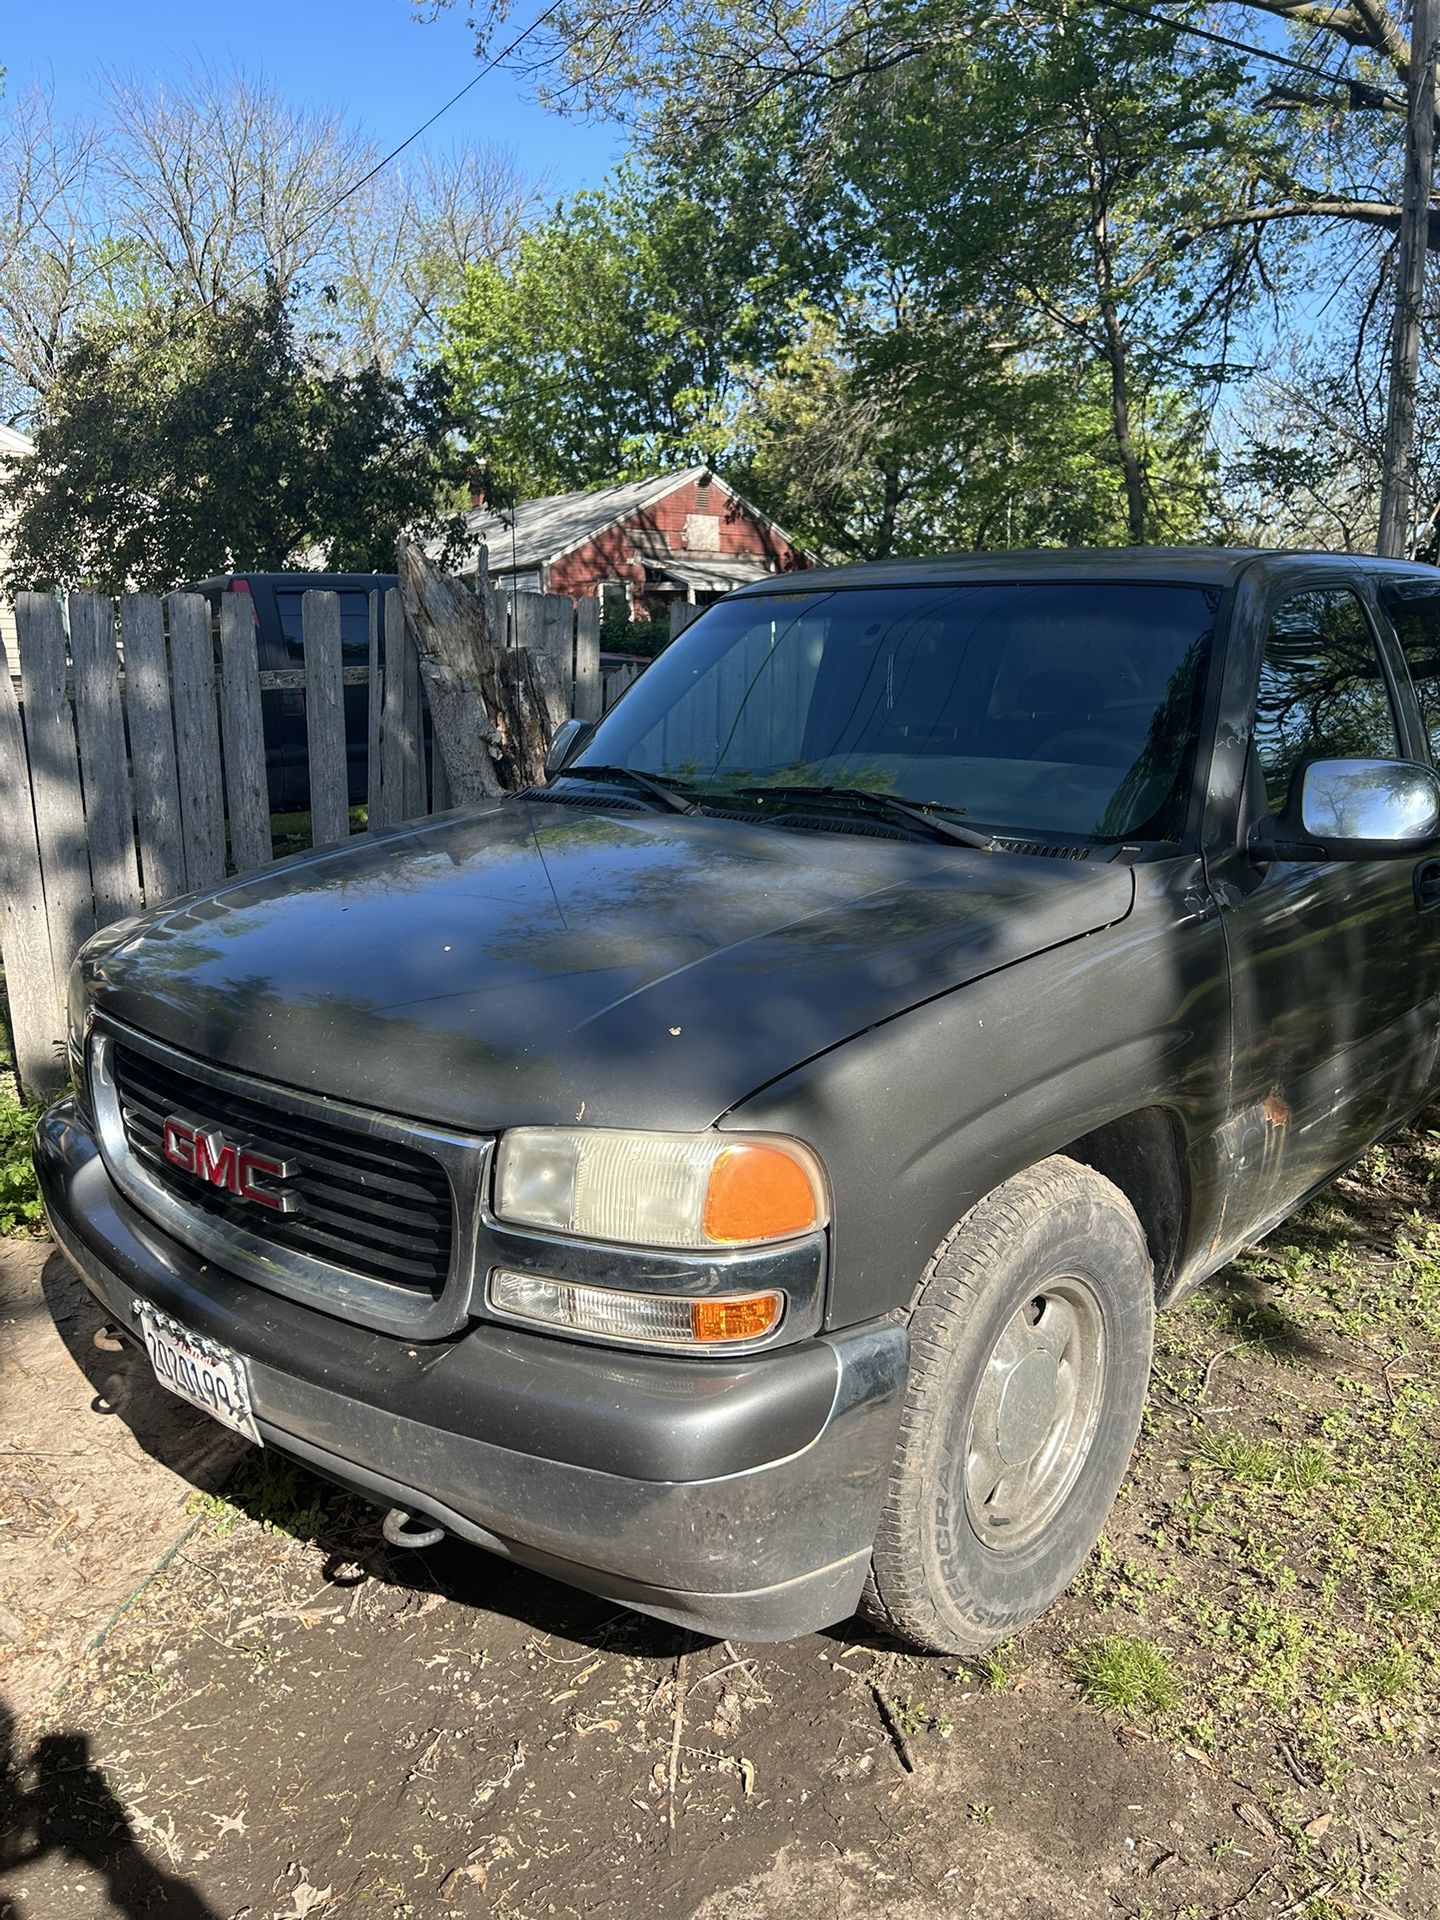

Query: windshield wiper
[560,764,697,814]
[729,784,995,850]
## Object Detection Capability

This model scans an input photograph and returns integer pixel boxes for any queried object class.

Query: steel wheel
[962,1276,1106,1552]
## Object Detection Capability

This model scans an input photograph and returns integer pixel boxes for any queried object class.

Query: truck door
[1210,577,1440,1247]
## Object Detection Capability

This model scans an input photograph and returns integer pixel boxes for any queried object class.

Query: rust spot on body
[1261,1091,1289,1128]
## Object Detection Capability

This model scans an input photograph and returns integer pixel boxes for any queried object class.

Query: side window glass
[1379,583,1440,762]
[1252,589,1399,812]
[276,591,375,665]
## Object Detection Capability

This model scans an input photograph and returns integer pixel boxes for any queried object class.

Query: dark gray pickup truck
[37,547,1440,1653]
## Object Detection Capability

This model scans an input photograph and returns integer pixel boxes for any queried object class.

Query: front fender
[727,862,1232,1329]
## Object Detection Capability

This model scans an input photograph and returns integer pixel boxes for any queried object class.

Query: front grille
[110,1040,454,1294]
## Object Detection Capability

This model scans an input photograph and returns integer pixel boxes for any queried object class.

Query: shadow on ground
[0,1700,222,1920]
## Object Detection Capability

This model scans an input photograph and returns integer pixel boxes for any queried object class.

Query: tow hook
[382,1507,446,1551]
[93,1322,127,1352]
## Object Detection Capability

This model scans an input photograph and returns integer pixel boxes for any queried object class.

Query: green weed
[1068,1635,1181,1717]
[0,1082,42,1235]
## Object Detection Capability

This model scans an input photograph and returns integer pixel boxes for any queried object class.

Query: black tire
[864,1155,1155,1655]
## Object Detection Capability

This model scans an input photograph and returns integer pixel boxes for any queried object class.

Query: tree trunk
[1378,0,1437,556]
[1099,296,1147,544]
[1080,100,1147,544]
[397,540,569,801]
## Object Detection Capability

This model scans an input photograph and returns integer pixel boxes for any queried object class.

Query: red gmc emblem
[162,1116,299,1213]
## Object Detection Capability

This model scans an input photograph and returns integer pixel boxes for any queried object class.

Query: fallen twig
[667,1652,689,1835]
[1213,1864,1275,1916]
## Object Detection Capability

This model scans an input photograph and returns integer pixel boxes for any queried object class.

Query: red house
[448,467,811,616]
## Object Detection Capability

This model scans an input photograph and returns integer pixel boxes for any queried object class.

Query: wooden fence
[0,583,653,1098]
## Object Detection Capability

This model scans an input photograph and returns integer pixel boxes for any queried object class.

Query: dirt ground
[1,1130,1437,1920]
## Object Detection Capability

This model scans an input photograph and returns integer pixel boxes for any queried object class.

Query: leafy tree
[443,149,823,499]
[733,308,1218,559]
[441,8,1237,549]
[2,286,467,592]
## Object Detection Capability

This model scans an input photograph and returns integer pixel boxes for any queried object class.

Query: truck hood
[82,799,1134,1133]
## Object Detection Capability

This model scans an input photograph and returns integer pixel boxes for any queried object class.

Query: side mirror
[1252,757,1440,862]
[544,717,594,780]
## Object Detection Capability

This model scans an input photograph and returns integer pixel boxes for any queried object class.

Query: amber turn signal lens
[701,1141,820,1244]
[691,1292,784,1343]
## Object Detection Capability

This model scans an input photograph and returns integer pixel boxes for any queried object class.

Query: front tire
[865,1155,1155,1655]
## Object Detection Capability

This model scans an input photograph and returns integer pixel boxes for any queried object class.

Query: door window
[1378,580,1440,762]
[1252,589,1400,812]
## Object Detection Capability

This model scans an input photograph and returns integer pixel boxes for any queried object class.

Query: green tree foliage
[3,288,467,592]
[444,153,821,501]
[441,6,1240,553]
[733,309,1216,559]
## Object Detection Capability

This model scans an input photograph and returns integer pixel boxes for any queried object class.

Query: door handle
[1414,858,1440,912]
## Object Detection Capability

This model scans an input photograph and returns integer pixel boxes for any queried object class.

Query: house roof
[452,467,714,574]
[0,425,34,458]
[650,553,778,592]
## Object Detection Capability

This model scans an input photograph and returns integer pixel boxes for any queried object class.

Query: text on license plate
[138,1307,263,1446]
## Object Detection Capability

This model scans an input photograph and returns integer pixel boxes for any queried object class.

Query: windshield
[572,582,1218,842]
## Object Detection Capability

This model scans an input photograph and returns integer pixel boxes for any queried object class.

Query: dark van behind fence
[0,584,680,1100]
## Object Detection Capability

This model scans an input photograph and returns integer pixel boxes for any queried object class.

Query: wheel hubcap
[963,1277,1105,1552]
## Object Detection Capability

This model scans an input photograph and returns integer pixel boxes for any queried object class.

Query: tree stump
[397,539,570,802]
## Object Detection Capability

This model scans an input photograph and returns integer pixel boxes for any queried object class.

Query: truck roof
[730,546,1439,595]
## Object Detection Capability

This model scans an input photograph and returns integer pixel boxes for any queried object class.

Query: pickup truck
[36,547,1440,1653]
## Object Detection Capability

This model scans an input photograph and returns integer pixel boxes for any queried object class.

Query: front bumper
[36,1100,908,1640]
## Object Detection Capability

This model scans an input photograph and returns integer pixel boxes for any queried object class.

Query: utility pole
[1378,0,1437,558]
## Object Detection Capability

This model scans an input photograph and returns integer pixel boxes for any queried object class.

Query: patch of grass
[975,1644,1017,1691]
[0,1079,43,1235]
[268,804,370,857]
[1189,1430,1331,1492]
[1346,1647,1416,1705]
[191,1455,338,1544]
[1068,1634,1181,1717]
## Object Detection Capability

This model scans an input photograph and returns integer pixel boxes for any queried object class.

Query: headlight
[493,1128,828,1249]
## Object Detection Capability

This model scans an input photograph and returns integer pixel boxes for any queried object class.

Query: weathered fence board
[510,593,543,657]
[574,597,601,722]
[122,594,188,903]
[167,593,227,892]
[69,593,141,924]
[0,632,63,1094]
[218,591,273,873]
[366,591,383,822]
[539,596,574,690]
[303,591,349,848]
[376,588,410,831]
[16,594,94,1006]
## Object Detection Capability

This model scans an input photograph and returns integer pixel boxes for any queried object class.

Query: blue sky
[3,0,621,198]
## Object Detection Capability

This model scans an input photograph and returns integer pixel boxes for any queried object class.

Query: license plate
[138,1306,262,1445]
